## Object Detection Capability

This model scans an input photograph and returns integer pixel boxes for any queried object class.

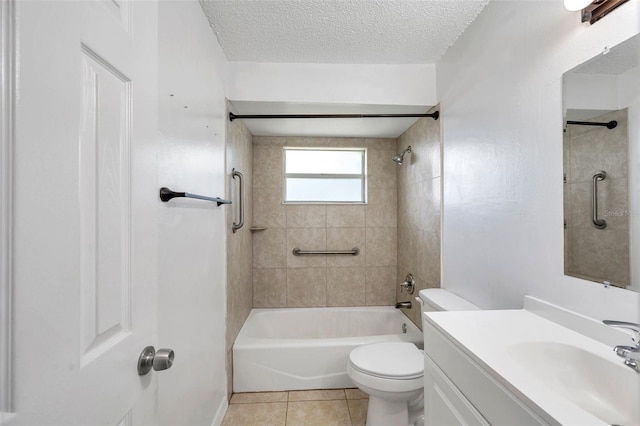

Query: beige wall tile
[253,147,283,188]
[326,228,365,267]
[254,228,287,268]
[287,228,327,268]
[286,400,351,426]
[254,187,285,228]
[253,136,286,147]
[253,268,287,308]
[367,149,398,189]
[416,230,440,287]
[252,136,402,309]
[326,205,365,228]
[287,268,326,307]
[365,266,396,305]
[365,187,397,227]
[286,205,327,228]
[366,227,397,266]
[396,116,442,326]
[327,267,365,306]
[226,110,253,391]
[366,138,397,150]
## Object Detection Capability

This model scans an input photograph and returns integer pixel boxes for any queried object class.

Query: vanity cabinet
[423,317,550,426]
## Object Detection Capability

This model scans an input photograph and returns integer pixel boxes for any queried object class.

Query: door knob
[138,346,175,375]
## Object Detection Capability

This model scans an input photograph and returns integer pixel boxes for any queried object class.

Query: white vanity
[422,297,640,426]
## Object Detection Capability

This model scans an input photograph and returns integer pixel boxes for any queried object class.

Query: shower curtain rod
[229,111,439,121]
[566,120,617,129]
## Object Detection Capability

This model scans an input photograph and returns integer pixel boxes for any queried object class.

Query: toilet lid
[349,342,423,379]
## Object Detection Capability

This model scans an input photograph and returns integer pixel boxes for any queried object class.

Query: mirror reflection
[563,34,639,291]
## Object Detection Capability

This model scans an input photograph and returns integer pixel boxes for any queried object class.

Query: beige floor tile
[288,389,346,401]
[286,400,351,426]
[344,388,368,400]
[222,402,287,426]
[347,399,368,426]
[230,392,289,404]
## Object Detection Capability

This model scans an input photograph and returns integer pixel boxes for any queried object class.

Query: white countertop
[423,302,640,426]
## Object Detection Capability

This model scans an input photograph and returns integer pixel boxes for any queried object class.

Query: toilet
[347,289,480,426]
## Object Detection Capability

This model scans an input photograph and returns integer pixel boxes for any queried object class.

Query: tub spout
[395,301,412,309]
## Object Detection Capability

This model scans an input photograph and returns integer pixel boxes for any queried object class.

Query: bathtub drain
[402,323,407,334]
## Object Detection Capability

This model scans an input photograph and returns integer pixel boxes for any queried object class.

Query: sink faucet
[603,320,640,372]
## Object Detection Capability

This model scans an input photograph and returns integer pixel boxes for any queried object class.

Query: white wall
[228,62,436,106]
[157,1,229,424]
[437,1,640,322]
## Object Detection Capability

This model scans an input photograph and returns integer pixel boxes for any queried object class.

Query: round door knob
[153,348,175,371]
[138,346,175,375]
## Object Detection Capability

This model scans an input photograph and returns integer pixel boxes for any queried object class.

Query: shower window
[283,148,367,203]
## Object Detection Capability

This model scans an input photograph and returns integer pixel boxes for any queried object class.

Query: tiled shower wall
[225,106,253,399]
[251,137,399,307]
[564,109,630,287]
[396,115,442,327]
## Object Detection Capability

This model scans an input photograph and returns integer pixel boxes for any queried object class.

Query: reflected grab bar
[292,247,360,256]
[232,169,244,233]
[592,171,607,229]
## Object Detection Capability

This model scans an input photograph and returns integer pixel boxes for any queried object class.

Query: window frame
[282,147,368,205]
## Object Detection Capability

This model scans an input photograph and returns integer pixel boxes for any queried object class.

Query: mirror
[562,33,640,291]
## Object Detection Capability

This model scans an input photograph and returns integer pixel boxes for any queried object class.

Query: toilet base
[366,395,408,426]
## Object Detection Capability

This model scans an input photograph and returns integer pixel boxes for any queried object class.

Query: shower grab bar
[592,171,607,229]
[292,247,360,256]
[159,187,231,206]
[232,169,244,233]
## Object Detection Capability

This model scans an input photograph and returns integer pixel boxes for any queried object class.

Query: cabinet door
[424,354,489,426]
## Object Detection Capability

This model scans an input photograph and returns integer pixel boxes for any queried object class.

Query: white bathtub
[233,307,423,392]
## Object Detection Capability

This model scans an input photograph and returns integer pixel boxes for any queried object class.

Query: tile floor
[222,388,369,426]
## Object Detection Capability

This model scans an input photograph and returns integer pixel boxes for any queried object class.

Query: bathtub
[233,307,423,392]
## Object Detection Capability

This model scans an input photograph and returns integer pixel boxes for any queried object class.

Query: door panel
[11,1,158,424]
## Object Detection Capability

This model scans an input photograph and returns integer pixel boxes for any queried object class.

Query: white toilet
[347,289,480,426]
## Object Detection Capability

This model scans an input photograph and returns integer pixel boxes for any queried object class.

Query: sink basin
[508,341,640,426]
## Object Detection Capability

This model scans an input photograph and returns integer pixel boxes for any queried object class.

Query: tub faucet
[603,320,640,372]
[395,301,412,309]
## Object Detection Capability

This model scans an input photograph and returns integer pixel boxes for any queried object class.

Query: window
[284,148,366,203]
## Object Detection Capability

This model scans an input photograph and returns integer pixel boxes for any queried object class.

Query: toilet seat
[348,342,423,380]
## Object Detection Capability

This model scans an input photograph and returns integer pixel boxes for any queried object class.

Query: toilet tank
[418,289,480,312]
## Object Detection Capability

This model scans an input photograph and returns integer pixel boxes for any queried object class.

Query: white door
[9,0,159,424]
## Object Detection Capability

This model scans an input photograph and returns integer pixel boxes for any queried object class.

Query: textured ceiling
[200,0,489,64]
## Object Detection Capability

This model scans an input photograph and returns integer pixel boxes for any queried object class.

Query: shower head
[392,146,412,165]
